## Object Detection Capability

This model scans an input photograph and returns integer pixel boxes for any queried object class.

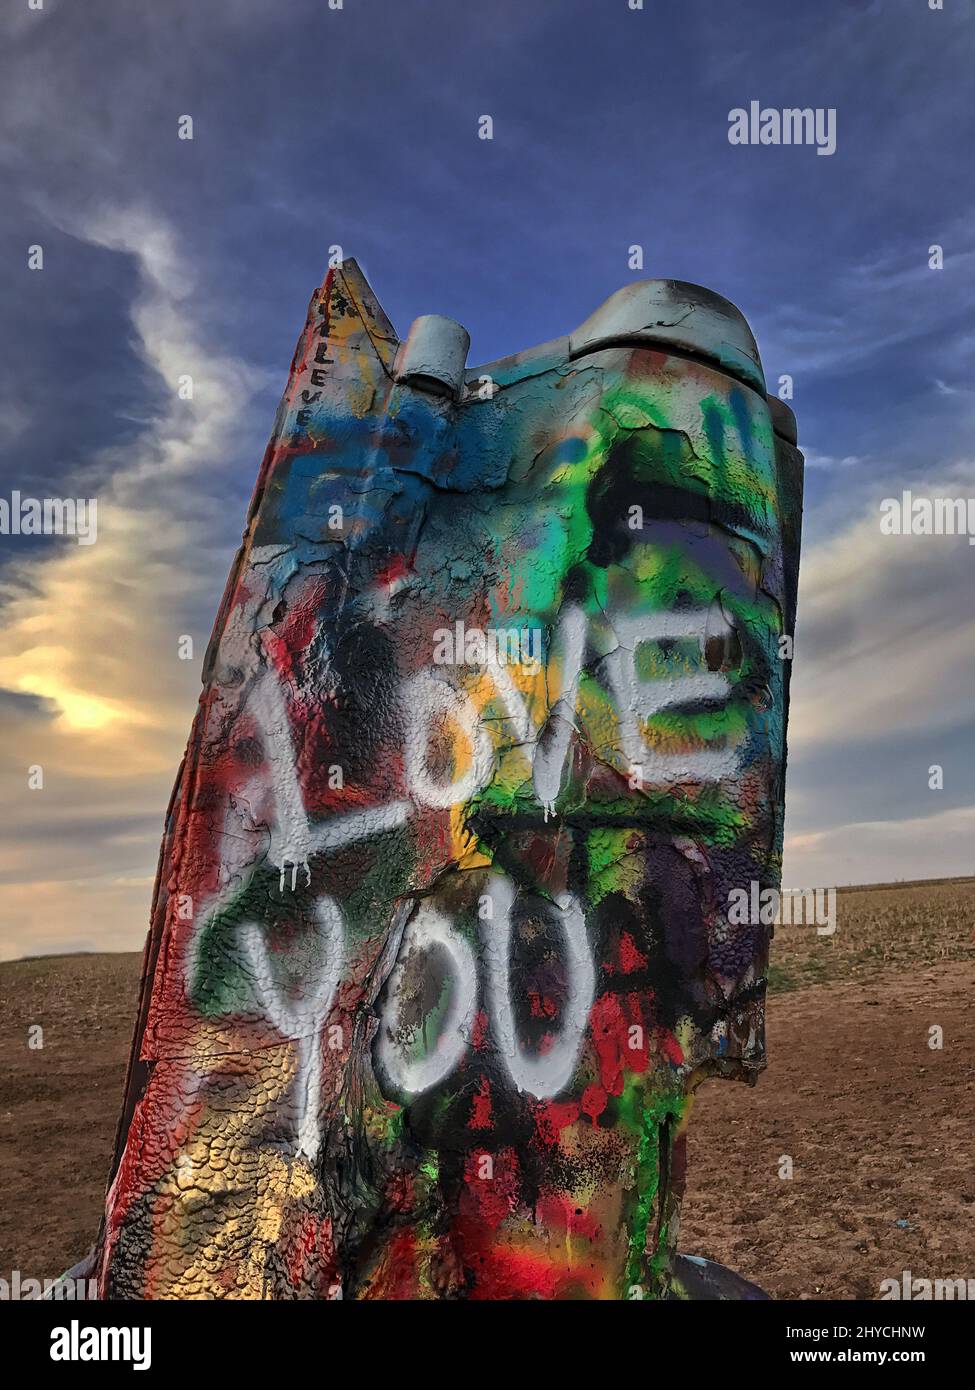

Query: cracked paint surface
[93,262,803,1300]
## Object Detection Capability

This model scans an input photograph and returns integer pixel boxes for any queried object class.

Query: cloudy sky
[1,0,973,960]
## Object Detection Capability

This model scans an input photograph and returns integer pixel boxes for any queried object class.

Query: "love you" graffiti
[92,262,803,1301]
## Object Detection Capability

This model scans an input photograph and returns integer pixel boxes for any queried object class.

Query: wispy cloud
[785,805,975,888]
[781,465,975,886]
[802,447,866,471]
[790,462,975,749]
[763,239,975,379]
[0,205,263,959]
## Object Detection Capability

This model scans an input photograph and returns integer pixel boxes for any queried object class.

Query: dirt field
[2,878,974,1299]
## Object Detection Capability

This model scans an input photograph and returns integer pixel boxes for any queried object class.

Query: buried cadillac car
[83,261,803,1301]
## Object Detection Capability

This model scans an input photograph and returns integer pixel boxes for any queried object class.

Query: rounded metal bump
[569,279,766,395]
[395,314,471,399]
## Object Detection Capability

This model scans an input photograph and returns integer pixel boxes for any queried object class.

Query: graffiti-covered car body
[94,262,803,1300]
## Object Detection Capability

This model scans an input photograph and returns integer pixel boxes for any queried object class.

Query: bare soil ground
[2,878,974,1299]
